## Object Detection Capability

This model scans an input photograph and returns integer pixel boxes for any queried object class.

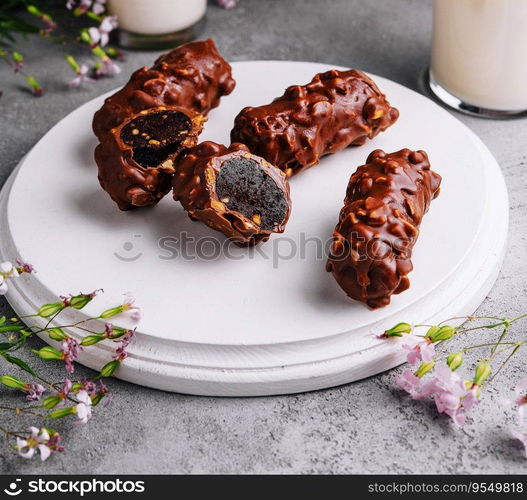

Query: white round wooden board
[0,61,508,396]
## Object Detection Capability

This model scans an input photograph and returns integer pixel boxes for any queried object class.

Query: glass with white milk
[107,0,207,49]
[428,0,527,117]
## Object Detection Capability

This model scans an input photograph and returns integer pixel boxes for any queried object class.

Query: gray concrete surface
[1,0,526,474]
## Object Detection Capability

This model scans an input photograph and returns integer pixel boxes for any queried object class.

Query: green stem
[488,344,522,383]
[0,425,24,440]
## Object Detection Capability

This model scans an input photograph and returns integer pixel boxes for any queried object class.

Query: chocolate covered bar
[173,142,291,246]
[326,149,441,309]
[93,39,235,210]
[231,69,399,177]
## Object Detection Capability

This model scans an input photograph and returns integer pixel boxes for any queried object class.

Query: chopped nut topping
[211,200,225,212]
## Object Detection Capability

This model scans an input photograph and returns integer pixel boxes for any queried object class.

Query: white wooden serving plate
[0,61,508,396]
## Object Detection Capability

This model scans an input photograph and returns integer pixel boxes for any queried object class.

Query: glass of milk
[428,0,527,117]
[107,0,207,49]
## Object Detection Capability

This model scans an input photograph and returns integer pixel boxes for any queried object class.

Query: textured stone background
[1,0,526,474]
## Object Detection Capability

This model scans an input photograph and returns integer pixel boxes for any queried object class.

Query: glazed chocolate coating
[231,69,399,177]
[173,142,291,246]
[92,39,235,210]
[93,39,235,139]
[326,149,441,309]
[95,107,204,210]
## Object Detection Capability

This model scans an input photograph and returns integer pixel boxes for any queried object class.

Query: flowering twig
[0,258,141,461]
[0,0,122,97]
[381,313,527,456]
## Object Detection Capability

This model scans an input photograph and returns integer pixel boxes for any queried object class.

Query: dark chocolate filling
[121,110,192,168]
[216,157,288,231]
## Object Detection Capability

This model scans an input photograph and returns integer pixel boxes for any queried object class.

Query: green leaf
[0,325,25,332]
[0,342,13,351]
[1,352,36,376]
[0,316,6,325]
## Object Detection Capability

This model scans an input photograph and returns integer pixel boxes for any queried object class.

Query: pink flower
[75,390,93,424]
[396,369,421,397]
[511,428,527,458]
[89,16,118,47]
[41,15,57,36]
[69,64,95,87]
[112,330,135,362]
[61,338,83,374]
[216,0,239,8]
[431,364,479,427]
[13,60,24,73]
[16,259,35,274]
[24,383,46,402]
[504,377,527,425]
[402,337,436,366]
[67,0,93,13]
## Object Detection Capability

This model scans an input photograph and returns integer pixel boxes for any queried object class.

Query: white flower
[16,427,51,461]
[69,64,95,88]
[1,261,18,278]
[75,390,93,424]
[89,15,118,47]
[92,0,107,15]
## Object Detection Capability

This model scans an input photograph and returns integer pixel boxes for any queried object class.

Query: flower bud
[48,327,68,341]
[427,325,455,342]
[91,393,106,406]
[98,360,120,378]
[0,375,27,390]
[107,326,128,339]
[81,334,104,346]
[35,346,62,360]
[42,395,61,409]
[447,352,464,371]
[38,302,64,318]
[12,52,23,63]
[79,28,92,45]
[383,322,412,337]
[415,361,435,378]
[26,5,42,16]
[100,306,124,319]
[473,363,491,385]
[49,407,75,419]
[70,294,94,310]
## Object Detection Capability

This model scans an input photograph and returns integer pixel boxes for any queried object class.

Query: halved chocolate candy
[95,106,204,211]
[173,142,291,246]
[92,39,235,211]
